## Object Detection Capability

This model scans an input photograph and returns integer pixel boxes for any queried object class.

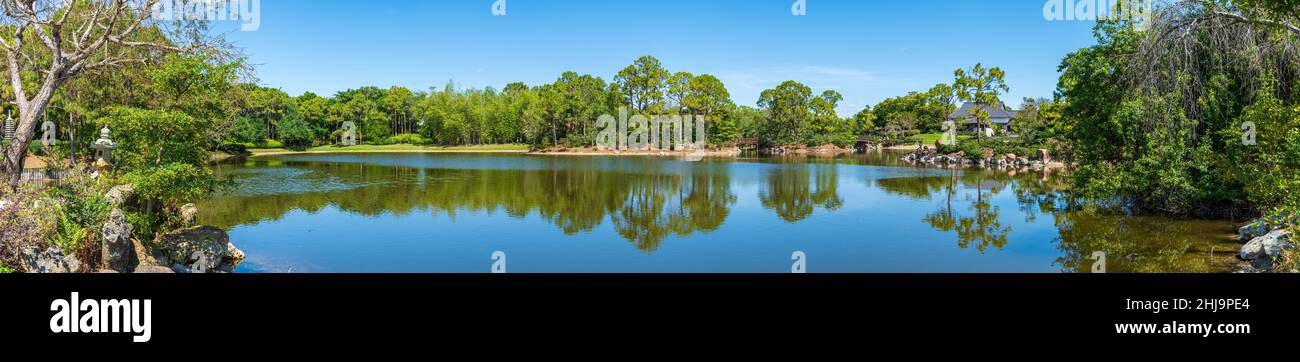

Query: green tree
[952,63,1010,141]
[757,81,814,145]
[614,56,669,113]
[683,74,736,145]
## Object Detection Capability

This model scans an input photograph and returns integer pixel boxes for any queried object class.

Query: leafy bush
[386,133,429,145]
[42,173,111,254]
[0,264,13,273]
[0,186,60,269]
[275,109,316,147]
[96,107,213,171]
[123,163,221,206]
[937,138,1037,159]
[217,142,248,154]
[231,116,269,144]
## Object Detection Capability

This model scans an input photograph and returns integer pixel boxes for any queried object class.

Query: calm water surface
[198,152,1243,273]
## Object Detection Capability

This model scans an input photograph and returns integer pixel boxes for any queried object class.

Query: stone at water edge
[101,208,134,272]
[179,203,199,227]
[1239,229,1293,261]
[1037,149,1051,162]
[131,237,173,273]
[155,226,244,273]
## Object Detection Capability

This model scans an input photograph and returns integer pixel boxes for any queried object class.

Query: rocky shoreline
[532,146,744,158]
[901,148,1066,171]
[13,184,244,274]
[1235,216,1296,273]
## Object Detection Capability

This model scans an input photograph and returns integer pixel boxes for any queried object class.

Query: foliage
[275,108,315,148]
[756,81,853,146]
[387,133,430,145]
[953,63,1010,140]
[123,163,221,207]
[42,173,111,253]
[1057,2,1300,217]
[869,84,955,133]
[96,107,213,171]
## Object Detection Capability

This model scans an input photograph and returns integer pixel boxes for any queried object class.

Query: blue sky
[227,0,1099,115]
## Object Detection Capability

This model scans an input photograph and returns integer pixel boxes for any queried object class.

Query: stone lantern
[92,126,117,169]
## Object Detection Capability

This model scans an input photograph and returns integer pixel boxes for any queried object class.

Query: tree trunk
[2,110,45,187]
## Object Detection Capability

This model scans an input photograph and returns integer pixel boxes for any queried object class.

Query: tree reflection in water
[759,163,843,223]
[201,157,737,253]
[876,166,1238,272]
[201,153,1240,272]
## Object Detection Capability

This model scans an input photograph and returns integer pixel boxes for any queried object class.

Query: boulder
[179,203,199,227]
[1238,219,1280,242]
[1239,229,1293,261]
[133,265,175,274]
[155,226,243,273]
[101,208,134,272]
[131,238,172,273]
[1037,149,1051,162]
[105,184,135,207]
[20,245,81,273]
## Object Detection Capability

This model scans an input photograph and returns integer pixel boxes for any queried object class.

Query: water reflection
[759,163,842,223]
[204,157,738,253]
[199,152,1241,272]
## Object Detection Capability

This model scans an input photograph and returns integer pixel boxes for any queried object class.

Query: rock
[1037,149,1051,162]
[155,226,242,273]
[105,184,135,207]
[1239,229,1293,261]
[20,245,81,273]
[179,203,199,227]
[133,265,175,274]
[1238,219,1276,242]
[101,208,134,272]
[130,237,171,273]
[219,242,246,273]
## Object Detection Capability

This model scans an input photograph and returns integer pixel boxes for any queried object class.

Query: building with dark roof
[948,101,1019,137]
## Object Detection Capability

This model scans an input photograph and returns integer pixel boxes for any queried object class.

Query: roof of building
[949,102,1018,124]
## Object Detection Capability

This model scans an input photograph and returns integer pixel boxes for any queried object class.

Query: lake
[198,151,1244,273]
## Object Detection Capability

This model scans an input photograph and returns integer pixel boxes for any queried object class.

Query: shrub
[386,133,429,145]
[124,163,221,207]
[41,173,111,254]
[96,107,213,171]
[217,142,248,154]
[258,139,284,149]
[275,110,316,147]
[0,186,60,269]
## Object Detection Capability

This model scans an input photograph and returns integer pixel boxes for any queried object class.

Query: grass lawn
[907,133,974,145]
[248,144,529,155]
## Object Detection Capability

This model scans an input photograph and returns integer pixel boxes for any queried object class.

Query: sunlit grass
[907,133,974,145]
